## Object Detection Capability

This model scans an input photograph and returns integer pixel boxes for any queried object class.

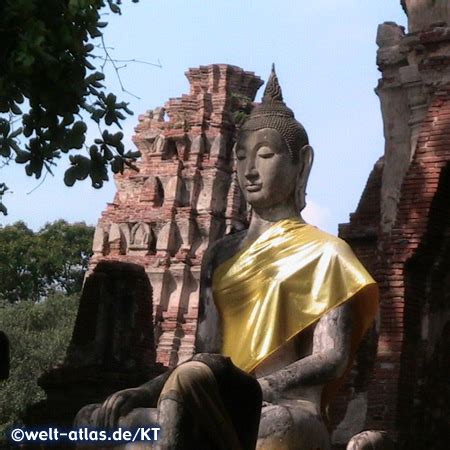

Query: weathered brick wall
[367,92,450,448]
[337,4,450,447]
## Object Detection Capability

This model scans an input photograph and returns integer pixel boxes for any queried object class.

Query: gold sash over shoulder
[212,218,379,379]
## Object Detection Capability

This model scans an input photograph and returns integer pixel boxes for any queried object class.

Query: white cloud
[302,199,334,234]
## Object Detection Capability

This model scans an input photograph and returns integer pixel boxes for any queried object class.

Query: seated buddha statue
[75,67,378,450]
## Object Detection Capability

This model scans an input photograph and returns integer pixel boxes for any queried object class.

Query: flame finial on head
[262,64,284,103]
[240,65,309,162]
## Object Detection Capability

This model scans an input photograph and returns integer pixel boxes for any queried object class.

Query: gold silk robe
[212,218,378,409]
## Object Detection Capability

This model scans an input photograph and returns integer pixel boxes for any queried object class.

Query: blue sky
[0,1,407,233]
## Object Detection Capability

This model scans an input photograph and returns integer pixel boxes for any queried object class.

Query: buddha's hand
[258,377,277,404]
[95,387,149,429]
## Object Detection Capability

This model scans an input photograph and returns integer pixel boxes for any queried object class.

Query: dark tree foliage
[0,220,94,302]
[0,0,141,215]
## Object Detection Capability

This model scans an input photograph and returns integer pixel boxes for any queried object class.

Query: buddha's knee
[257,402,330,450]
[74,403,101,427]
[161,360,214,396]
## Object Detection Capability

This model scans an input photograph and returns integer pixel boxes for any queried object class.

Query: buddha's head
[235,66,313,214]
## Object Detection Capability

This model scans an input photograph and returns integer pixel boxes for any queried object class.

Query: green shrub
[0,293,79,436]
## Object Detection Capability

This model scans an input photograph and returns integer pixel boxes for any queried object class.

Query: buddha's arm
[195,243,222,353]
[259,301,352,400]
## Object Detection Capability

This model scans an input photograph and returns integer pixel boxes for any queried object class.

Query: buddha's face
[235,128,300,210]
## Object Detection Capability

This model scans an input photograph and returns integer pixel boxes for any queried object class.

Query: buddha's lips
[245,183,262,192]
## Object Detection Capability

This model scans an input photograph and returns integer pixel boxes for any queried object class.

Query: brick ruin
[83,64,262,368]
[337,1,450,449]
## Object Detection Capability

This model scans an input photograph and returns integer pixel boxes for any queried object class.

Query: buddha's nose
[244,159,258,180]
[245,168,259,182]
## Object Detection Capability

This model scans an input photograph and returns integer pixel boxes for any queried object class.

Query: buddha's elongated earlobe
[295,145,314,212]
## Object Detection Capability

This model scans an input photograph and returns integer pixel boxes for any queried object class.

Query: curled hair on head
[240,64,309,163]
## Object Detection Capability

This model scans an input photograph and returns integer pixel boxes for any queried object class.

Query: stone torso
[202,229,322,406]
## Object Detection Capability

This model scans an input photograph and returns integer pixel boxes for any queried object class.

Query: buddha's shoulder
[302,223,354,256]
[202,230,247,265]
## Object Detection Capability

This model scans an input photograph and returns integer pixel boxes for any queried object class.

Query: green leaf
[111,156,124,174]
[10,128,23,139]
[84,58,96,71]
[0,120,10,137]
[25,164,33,176]
[91,109,105,123]
[105,93,117,106]
[72,156,91,180]
[10,102,22,115]
[124,150,141,159]
[73,121,87,134]
[0,201,7,215]
[102,146,113,160]
[109,3,121,14]
[64,167,77,187]
[1,143,11,158]
[15,150,31,164]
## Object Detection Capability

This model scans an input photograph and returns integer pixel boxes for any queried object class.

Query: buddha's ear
[295,145,314,212]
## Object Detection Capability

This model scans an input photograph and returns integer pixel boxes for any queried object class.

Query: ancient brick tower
[90,65,262,367]
[337,2,450,449]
